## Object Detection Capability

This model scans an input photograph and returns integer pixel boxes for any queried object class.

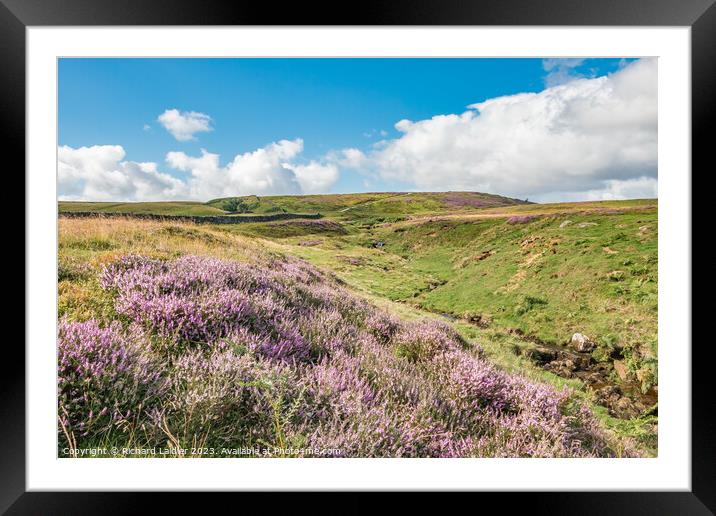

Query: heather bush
[507,215,539,224]
[392,320,464,362]
[153,343,305,450]
[305,404,460,457]
[302,347,453,457]
[101,255,322,359]
[295,308,361,357]
[57,319,167,443]
[365,312,400,343]
[57,254,633,457]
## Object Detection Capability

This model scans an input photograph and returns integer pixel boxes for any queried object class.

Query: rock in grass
[613,360,629,381]
[571,332,595,352]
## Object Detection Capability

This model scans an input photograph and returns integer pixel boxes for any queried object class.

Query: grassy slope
[57,196,658,455]
[209,191,528,217]
[206,193,399,215]
[88,196,654,380]
[58,217,269,322]
[270,201,658,387]
[60,191,529,219]
[243,199,659,453]
[382,209,657,348]
[58,201,228,216]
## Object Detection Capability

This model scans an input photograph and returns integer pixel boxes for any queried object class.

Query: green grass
[59,201,228,216]
[61,191,529,220]
[299,265,658,456]
[57,195,659,456]
[382,212,657,343]
[271,200,658,394]
[219,219,350,239]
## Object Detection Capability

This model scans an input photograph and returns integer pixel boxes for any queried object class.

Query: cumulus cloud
[58,139,341,201]
[61,59,655,203]
[58,145,189,201]
[166,139,306,198]
[350,58,656,202]
[326,148,369,170]
[157,109,213,141]
[536,177,658,203]
[284,161,339,194]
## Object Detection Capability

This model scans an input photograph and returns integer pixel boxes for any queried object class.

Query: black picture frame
[4,0,711,513]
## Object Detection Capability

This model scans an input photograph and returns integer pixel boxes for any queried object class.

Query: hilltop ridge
[59,191,531,220]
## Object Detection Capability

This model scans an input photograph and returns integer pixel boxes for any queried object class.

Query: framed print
[5,0,712,512]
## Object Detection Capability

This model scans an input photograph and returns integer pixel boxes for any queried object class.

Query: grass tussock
[59,217,264,264]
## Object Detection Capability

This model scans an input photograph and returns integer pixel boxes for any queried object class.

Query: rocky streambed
[432,308,657,419]
[513,330,657,419]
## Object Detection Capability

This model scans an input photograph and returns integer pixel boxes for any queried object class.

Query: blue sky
[58,58,657,202]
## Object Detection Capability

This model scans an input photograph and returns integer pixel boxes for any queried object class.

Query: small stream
[436,312,657,419]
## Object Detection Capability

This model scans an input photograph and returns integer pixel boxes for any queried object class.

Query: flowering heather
[99,255,321,360]
[507,215,540,224]
[441,192,490,209]
[57,319,167,438]
[153,343,300,448]
[58,254,633,457]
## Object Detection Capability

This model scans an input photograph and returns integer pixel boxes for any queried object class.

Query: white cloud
[157,109,213,141]
[349,58,656,202]
[536,177,658,203]
[58,145,189,201]
[284,161,339,194]
[61,59,655,204]
[327,148,368,170]
[165,138,341,198]
[59,139,341,201]
[166,139,306,198]
[542,58,585,87]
